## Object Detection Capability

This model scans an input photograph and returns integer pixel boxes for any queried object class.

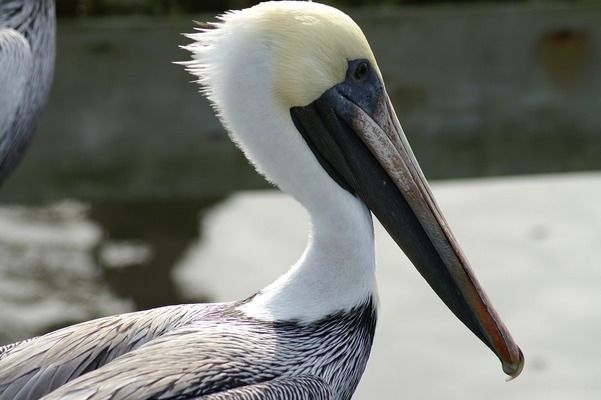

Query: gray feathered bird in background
[0,0,55,183]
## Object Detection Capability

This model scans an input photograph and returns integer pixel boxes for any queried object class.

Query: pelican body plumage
[0,2,523,399]
[0,0,55,183]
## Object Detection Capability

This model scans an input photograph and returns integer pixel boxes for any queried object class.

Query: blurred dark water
[90,198,221,309]
[0,199,223,343]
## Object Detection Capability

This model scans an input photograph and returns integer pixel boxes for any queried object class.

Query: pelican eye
[352,61,370,82]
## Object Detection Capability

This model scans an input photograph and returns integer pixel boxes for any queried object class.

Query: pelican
[0,0,55,183]
[0,2,523,399]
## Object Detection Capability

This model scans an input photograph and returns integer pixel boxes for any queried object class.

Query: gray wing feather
[196,376,332,400]
[0,28,32,138]
[0,337,36,361]
[39,318,324,400]
[0,304,224,400]
[38,322,276,400]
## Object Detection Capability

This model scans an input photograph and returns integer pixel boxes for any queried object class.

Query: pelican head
[184,1,523,379]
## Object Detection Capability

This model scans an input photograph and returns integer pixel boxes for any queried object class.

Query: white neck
[190,24,378,322]
[238,191,377,322]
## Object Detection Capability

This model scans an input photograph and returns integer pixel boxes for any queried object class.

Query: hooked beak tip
[503,348,525,381]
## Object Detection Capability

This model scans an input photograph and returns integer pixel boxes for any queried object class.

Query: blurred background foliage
[55,0,572,17]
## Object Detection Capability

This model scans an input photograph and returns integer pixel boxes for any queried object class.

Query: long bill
[290,67,524,379]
